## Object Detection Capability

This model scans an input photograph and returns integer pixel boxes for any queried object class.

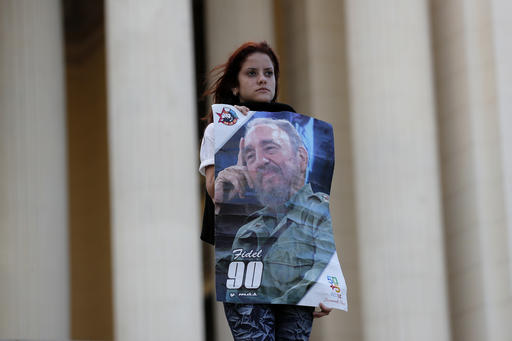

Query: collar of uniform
[284,183,314,224]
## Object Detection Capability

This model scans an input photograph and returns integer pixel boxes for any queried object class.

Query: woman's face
[234,52,276,103]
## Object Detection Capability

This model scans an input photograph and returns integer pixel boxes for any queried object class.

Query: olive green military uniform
[226,183,335,304]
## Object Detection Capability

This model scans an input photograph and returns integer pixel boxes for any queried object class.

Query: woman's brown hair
[203,41,280,122]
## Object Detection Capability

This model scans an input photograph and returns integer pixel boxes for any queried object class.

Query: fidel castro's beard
[253,159,301,208]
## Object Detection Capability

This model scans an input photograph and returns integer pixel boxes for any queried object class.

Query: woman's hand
[313,303,332,318]
[234,105,250,115]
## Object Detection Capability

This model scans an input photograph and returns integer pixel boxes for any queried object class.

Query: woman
[199,41,331,341]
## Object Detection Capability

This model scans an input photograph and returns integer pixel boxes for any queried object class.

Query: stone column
[0,0,69,339]
[275,1,361,340]
[204,2,275,340]
[205,0,275,72]
[104,1,203,340]
[431,0,512,340]
[491,0,512,290]
[345,1,451,340]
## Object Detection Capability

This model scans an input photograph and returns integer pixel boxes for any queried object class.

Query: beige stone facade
[1,0,510,340]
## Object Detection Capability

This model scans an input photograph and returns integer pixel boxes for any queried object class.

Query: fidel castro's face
[234,52,276,103]
[243,124,304,207]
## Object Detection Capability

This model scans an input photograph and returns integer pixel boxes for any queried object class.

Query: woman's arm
[205,165,215,199]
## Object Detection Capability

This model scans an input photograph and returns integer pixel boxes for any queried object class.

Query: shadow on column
[63,0,114,339]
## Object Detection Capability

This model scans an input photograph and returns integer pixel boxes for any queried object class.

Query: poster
[213,104,347,310]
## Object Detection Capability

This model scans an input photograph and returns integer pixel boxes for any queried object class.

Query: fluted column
[105,1,203,340]
[431,0,512,340]
[491,0,512,290]
[0,0,69,339]
[205,0,275,70]
[204,2,275,339]
[276,1,361,340]
[274,0,312,113]
[345,1,451,340]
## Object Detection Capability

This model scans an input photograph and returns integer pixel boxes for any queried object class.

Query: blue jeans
[223,303,314,341]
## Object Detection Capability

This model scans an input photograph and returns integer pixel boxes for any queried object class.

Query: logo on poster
[216,107,238,125]
[327,275,341,297]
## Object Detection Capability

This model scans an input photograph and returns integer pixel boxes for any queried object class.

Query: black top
[201,102,296,245]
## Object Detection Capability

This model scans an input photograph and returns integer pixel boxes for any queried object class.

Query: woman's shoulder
[203,123,214,139]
